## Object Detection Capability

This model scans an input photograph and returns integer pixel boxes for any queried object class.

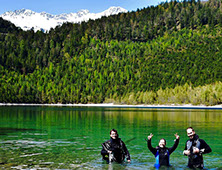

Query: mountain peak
[103,6,127,16]
[107,6,128,12]
[6,9,36,16]
[0,7,127,32]
[77,9,90,14]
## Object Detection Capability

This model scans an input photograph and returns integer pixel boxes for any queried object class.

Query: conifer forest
[0,0,222,105]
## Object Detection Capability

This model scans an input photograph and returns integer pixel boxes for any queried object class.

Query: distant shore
[0,103,222,110]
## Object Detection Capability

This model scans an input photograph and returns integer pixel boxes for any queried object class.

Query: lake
[0,106,221,169]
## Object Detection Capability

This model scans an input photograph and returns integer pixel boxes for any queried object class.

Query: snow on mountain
[0,7,127,32]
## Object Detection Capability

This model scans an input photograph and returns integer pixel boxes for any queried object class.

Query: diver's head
[159,138,166,148]
[110,129,118,139]
[186,127,196,139]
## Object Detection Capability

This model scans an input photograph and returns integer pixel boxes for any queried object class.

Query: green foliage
[0,0,222,105]
[107,82,222,106]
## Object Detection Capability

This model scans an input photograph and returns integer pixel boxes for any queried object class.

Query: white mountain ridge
[0,7,127,32]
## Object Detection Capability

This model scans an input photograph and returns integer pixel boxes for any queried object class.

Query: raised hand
[174,133,180,139]
[148,133,154,140]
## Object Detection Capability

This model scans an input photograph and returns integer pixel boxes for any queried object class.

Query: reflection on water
[0,106,221,169]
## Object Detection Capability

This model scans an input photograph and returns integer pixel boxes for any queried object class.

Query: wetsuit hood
[110,137,120,143]
[190,134,199,141]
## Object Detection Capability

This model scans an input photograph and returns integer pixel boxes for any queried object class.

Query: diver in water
[147,133,180,168]
[183,127,212,169]
[101,129,131,163]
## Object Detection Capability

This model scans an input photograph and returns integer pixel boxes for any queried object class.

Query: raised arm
[168,133,180,154]
[147,133,157,155]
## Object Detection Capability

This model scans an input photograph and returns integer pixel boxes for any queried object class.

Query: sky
[0,0,163,15]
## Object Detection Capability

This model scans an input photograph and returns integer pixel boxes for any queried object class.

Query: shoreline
[0,103,222,110]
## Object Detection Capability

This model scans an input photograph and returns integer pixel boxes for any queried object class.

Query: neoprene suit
[184,134,212,169]
[147,138,179,168]
[101,137,130,163]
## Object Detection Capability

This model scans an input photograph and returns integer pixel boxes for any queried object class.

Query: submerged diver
[183,127,212,169]
[101,129,131,163]
[147,133,180,168]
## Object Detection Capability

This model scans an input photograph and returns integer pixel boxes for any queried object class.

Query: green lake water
[0,106,221,169]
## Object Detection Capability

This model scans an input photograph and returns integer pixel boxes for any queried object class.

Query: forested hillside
[0,0,222,105]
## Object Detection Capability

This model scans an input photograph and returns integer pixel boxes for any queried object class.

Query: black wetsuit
[184,134,212,169]
[147,138,179,167]
[101,138,130,163]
